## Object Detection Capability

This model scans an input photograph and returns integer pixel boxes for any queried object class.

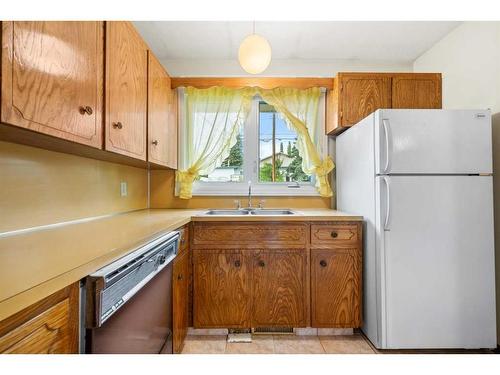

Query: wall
[413,21,500,344]
[0,141,149,234]
[161,58,412,77]
[150,169,331,209]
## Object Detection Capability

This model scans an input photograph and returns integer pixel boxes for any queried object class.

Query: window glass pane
[258,101,311,183]
[199,123,244,182]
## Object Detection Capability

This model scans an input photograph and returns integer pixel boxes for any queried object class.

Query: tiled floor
[181,333,375,354]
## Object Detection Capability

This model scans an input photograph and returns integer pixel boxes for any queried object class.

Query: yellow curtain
[257,87,334,197]
[176,86,334,199]
[176,86,254,199]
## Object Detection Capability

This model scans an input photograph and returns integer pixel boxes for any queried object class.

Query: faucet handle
[233,200,241,209]
[258,199,265,209]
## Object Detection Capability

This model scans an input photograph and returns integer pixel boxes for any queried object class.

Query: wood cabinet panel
[392,74,442,109]
[311,249,362,328]
[0,282,79,353]
[105,21,148,160]
[326,72,442,135]
[192,222,307,248]
[147,53,177,168]
[1,21,103,148]
[339,73,392,128]
[173,250,189,353]
[311,223,360,246]
[178,225,189,255]
[252,250,306,327]
[193,250,252,328]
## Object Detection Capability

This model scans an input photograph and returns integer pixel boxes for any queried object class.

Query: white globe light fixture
[238,23,272,74]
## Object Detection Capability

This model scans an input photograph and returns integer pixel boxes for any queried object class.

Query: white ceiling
[134,21,460,62]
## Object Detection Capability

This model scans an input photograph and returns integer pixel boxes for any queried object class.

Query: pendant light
[238,21,272,74]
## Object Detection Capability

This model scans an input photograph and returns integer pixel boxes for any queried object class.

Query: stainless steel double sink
[203,208,297,216]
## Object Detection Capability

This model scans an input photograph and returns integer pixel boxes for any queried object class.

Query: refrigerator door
[374,109,492,175]
[376,175,496,349]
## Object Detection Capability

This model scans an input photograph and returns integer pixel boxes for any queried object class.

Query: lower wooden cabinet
[192,221,362,329]
[173,250,190,353]
[0,283,79,354]
[311,249,362,327]
[252,250,306,327]
[193,250,252,328]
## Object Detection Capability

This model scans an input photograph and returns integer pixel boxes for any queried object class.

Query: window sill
[189,182,320,197]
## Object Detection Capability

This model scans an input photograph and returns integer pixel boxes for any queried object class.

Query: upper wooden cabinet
[392,73,442,109]
[1,21,104,148]
[326,72,442,135]
[338,73,392,129]
[148,53,177,168]
[105,21,148,160]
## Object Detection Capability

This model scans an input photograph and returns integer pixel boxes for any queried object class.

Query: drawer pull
[330,231,338,238]
[320,260,327,267]
[112,122,123,129]
[234,260,241,268]
[79,106,93,115]
[258,260,265,267]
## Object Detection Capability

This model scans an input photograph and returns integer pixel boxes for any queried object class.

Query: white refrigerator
[336,109,497,349]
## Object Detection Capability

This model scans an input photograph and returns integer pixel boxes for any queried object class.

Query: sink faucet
[248,180,252,208]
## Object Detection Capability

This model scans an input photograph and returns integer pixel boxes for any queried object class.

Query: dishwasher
[82,231,179,354]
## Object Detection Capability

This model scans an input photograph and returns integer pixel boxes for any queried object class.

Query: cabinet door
[105,21,148,160]
[173,250,189,353]
[148,53,177,168]
[0,283,79,353]
[193,251,252,328]
[252,250,306,327]
[1,21,103,148]
[311,249,362,328]
[338,73,392,127]
[392,73,442,109]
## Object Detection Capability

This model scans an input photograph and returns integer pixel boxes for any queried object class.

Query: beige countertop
[0,208,361,321]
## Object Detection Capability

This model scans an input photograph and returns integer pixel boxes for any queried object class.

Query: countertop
[0,208,361,321]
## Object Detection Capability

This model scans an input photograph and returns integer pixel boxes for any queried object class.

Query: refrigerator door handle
[382,119,392,173]
[383,177,391,231]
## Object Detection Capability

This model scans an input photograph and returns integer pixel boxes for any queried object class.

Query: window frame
[182,92,327,197]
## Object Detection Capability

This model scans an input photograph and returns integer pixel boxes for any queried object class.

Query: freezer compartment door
[377,175,496,349]
[374,109,492,175]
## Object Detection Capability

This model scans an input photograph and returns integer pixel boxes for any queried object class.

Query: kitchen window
[178,90,327,196]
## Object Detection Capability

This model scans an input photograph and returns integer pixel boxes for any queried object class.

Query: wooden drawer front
[0,300,71,354]
[193,223,307,248]
[178,225,189,253]
[311,224,359,245]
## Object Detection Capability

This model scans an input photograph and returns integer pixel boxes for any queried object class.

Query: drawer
[178,225,189,253]
[311,223,360,246]
[0,283,79,354]
[193,222,307,248]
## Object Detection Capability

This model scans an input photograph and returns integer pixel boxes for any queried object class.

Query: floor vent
[252,327,294,335]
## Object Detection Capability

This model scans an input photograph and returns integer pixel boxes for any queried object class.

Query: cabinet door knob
[152,140,159,146]
[177,274,183,280]
[234,260,241,268]
[330,231,338,238]
[79,106,93,115]
[258,260,265,267]
[112,122,123,129]
[320,260,327,267]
